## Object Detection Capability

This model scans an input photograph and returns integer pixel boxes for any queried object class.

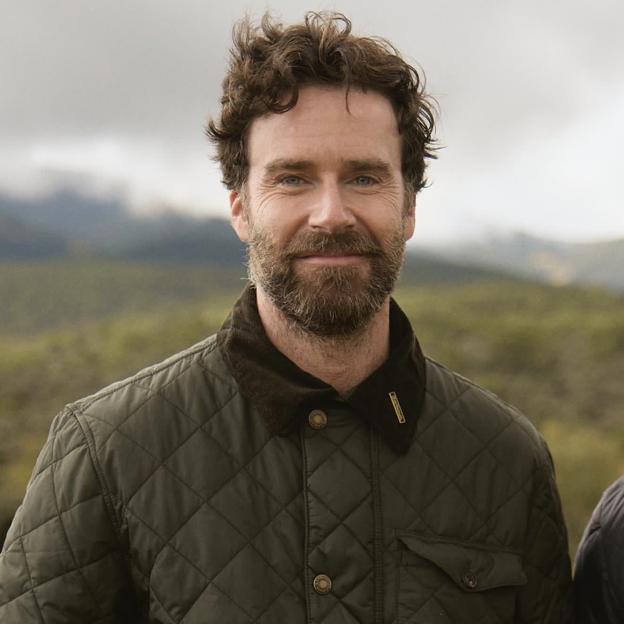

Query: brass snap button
[462,572,478,590]
[308,409,328,430]
[313,573,332,594]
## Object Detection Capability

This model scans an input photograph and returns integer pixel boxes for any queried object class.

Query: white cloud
[1,0,623,242]
[21,137,227,216]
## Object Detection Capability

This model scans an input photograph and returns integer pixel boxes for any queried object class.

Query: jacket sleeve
[516,442,574,624]
[573,523,608,624]
[574,479,624,624]
[0,407,137,623]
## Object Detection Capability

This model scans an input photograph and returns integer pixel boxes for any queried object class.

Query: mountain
[0,188,248,264]
[0,211,73,259]
[435,232,624,292]
[111,215,246,266]
[0,188,238,255]
[0,188,131,248]
[400,251,514,286]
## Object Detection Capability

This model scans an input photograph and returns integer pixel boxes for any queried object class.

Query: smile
[296,254,367,266]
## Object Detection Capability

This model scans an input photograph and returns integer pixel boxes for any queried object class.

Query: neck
[255,286,391,395]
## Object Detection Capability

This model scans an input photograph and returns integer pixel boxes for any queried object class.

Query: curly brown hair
[206,12,437,204]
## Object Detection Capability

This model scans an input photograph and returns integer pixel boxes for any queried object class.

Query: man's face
[230,85,415,337]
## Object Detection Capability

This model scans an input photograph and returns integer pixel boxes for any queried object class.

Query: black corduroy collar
[216,285,427,455]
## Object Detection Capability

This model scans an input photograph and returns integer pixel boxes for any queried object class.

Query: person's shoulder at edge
[574,476,624,623]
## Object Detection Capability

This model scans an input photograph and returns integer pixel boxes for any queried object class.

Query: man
[574,476,624,623]
[0,12,572,623]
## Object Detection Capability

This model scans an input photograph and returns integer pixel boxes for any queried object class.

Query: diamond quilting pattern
[210,470,285,541]
[255,586,305,624]
[201,390,271,466]
[306,450,370,522]
[1,405,137,621]
[21,514,79,586]
[314,523,373,594]
[381,446,453,523]
[212,544,290,620]
[128,465,204,543]
[150,542,211,621]
[116,393,198,462]
[382,370,532,545]
[1,337,571,623]
[304,408,375,623]
[251,506,303,582]
[90,423,162,501]
[413,405,488,478]
[244,436,302,505]
[164,429,242,500]
[154,358,227,424]
[168,503,248,580]
[379,359,570,624]
[172,582,253,624]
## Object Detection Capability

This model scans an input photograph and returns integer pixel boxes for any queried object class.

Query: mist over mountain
[0,188,130,247]
[436,232,624,292]
[0,188,245,264]
[570,239,624,292]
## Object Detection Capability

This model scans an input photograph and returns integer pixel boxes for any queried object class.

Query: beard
[246,225,406,338]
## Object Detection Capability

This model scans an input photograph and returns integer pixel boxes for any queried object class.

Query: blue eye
[353,175,376,186]
[280,175,304,186]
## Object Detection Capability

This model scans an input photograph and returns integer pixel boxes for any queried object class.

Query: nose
[307,181,356,232]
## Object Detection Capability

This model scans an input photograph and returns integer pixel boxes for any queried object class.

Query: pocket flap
[397,533,527,592]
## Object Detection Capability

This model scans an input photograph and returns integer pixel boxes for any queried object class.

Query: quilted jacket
[0,287,572,623]
[573,475,624,623]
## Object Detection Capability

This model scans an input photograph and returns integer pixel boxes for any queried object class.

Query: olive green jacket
[0,288,572,623]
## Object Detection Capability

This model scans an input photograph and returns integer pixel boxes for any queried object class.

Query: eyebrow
[263,159,314,177]
[263,158,393,178]
[342,159,393,177]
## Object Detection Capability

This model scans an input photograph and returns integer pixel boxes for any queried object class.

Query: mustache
[283,230,384,258]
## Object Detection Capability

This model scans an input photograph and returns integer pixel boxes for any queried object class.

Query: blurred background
[1,0,623,555]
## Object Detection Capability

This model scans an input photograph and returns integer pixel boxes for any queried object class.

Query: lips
[297,252,365,258]
[296,253,367,265]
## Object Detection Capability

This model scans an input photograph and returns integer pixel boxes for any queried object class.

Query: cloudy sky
[2,0,623,244]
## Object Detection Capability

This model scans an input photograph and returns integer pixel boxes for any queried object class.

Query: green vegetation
[0,255,508,336]
[1,274,623,557]
[0,259,244,335]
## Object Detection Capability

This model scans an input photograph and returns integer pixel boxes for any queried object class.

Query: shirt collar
[217,284,427,454]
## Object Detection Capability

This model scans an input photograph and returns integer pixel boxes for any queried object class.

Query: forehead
[246,85,401,170]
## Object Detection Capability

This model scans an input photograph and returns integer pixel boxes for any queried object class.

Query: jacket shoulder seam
[69,407,125,541]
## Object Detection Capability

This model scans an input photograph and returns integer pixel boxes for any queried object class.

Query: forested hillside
[0,256,508,335]
[1,278,623,553]
[0,260,244,335]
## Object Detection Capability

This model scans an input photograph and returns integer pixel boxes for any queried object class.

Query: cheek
[360,203,405,240]
[252,197,306,239]
[402,212,416,241]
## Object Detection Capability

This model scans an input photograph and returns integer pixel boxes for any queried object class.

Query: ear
[230,190,249,242]
[403,199,416,242]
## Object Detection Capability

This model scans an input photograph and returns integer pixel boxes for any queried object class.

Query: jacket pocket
[396,533,527,624]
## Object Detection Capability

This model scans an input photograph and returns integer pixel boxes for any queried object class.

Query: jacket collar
[217,284,427,454]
